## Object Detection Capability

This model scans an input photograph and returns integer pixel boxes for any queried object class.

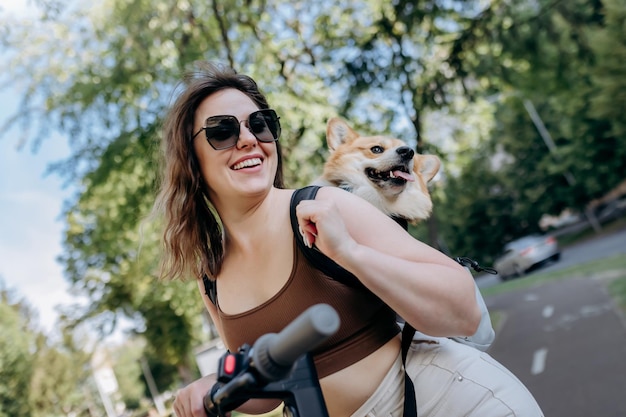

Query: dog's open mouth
[365,166,415,186]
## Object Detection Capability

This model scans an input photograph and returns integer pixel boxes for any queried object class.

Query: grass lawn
[608,272,626,312]
[481,253,626,299]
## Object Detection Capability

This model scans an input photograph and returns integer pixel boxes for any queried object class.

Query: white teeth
[232,158,262,170]
[390,171,396,178]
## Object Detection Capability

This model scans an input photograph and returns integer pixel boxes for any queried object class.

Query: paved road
[484,255,626,415]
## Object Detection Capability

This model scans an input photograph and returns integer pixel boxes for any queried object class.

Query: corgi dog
[312,118,496,352]
[315,117,441,224]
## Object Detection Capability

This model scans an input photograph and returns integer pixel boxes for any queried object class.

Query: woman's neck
[220,187,290,252]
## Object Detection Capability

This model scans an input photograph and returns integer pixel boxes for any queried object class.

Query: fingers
[297,224,314,248]
[296,199,332,249]
[172,377,216,417]
[295,199,351,257]
[173,389,195,417]
[172,390,184,417]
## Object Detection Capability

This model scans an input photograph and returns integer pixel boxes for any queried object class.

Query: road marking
[542,305,554,318]
[524,293,539,301]
[531,348,548,375]
[543,303,614,332]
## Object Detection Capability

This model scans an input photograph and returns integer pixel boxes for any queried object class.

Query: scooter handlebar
[204,304,339,416]
[252,303,340,381]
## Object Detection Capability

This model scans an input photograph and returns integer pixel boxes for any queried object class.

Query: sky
[0,0,77,334]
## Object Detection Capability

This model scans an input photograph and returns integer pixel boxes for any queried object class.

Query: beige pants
[350,336,544,417]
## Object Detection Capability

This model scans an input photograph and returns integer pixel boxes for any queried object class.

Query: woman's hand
[173,373,282,416]
[295,197,357,261]
[173,374,217,417]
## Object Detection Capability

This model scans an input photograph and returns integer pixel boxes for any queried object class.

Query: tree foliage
[0,288,34,417]
[0,283,99,417]
[427,0,626,259]
[1,0,624,393]
[28,333,93,417]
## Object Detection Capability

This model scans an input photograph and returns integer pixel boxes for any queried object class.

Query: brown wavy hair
[153,61,285,281]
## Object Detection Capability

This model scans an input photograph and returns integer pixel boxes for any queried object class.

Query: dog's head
[319,117,441,223]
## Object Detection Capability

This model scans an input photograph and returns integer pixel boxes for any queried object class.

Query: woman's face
[192,88,279,205]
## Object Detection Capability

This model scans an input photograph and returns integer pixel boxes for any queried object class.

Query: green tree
[585,0,626,213]
[29,333,93,417]
[427,0,626,258]
[0,282,104,417]
[0,286,34,417]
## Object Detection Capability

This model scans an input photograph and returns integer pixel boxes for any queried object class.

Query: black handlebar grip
[252,304,340,381]
[203,383,221,417]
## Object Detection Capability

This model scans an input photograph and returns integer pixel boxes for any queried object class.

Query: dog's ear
[415,154,441,183]
[326,117,359,151]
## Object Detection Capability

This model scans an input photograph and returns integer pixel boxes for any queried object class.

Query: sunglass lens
[250,110,281,142]
[249,112,273,142]
[205,116,239,149]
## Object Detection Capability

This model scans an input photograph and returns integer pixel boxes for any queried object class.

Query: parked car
[494,234,561,280]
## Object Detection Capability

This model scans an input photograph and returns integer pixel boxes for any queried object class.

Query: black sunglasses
[192,109,281,150]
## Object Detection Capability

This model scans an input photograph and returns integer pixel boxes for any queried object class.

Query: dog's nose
[396,146,414,160]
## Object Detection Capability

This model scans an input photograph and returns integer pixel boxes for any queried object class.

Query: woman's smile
[231,156,263,171]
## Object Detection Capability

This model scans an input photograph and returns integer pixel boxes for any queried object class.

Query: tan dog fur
[314,117,441,224]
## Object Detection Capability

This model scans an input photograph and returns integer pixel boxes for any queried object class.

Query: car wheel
[513,264,524,277]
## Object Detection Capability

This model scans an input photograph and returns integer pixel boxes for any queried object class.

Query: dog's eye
[371,146,384,154]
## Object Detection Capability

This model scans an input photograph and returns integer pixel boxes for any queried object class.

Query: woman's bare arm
[295,187,481,337]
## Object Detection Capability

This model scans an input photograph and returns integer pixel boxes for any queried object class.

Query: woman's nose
[236,121,257,149]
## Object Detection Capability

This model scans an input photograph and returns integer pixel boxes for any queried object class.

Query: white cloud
[0,82,75,335]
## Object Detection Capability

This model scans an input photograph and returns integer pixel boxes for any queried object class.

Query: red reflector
[224,354,236,375]
[546,236,556,244]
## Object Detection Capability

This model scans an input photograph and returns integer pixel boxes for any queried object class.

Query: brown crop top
[214,240,400,378]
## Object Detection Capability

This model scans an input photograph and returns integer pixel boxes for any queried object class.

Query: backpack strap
[401,323,417,417]
[203,274,217,305]
[290,186,418,417]
[289,186,369,292]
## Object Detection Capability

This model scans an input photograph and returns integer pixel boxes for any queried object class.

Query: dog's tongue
[392,170,415,182]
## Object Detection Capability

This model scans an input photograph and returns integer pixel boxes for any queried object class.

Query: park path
[485,273,626,417]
